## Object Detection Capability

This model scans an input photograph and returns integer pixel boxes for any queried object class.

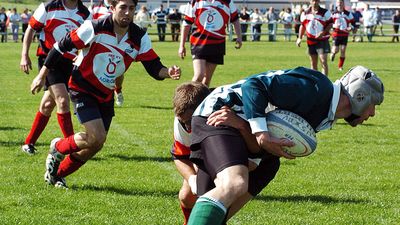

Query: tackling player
[19,0,91,155]
[330,0,354,71]
[30,0,181,188]
[187,66,384,224]
[90,0,125,107]
[178,0,242,87]
[297,0,333,76]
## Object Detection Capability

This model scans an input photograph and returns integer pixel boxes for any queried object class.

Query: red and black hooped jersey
[171,117,191,159]
[183,0,239,55]
[90,1,111,20]
[301,7,333,45]
[331,9,354,37]
[47,16,164,103]
[29,0,91,59]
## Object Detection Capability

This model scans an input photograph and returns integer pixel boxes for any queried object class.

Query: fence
[1,21,399,43]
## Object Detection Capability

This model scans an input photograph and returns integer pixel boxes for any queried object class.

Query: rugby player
[187,66,384,225]
[20,0,91,155]
[30,0,181,188]
[178,0,242,87]
[297,0,333,76]
[330,0,354,71]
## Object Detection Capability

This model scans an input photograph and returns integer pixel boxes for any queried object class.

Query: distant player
[19,0,91,154]
[330,0,354,71]
[178,0,242,87]
[297,0,333,76]
[90,0,125,107]
[30,0,181,188]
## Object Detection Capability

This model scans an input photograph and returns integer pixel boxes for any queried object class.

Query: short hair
[173,82,210,117]
[110,0,138,7]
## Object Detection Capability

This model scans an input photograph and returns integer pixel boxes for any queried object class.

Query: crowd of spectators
[0,3,399,43]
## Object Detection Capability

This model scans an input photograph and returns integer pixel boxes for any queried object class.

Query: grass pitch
[0,39,399,224]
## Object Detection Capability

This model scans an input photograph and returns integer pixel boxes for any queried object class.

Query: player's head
[336,0,344,10]
[339,66,384,126]
[173,82,210,130]
[310,0,320,8]
[110,0,138,27]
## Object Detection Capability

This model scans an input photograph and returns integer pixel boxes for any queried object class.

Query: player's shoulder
[128,22,147,42]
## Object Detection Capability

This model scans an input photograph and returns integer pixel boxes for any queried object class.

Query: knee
[220,176,248,198]
[40,99,55,115]
[55,95,70,111]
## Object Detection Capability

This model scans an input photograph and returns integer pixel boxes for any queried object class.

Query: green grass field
[0,39,399,224]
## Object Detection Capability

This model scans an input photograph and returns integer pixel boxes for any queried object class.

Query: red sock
[57,112,74,137]
[25,111,50,145]
[55,135,80,155]
[339,57,345,68]
[57,154,85,177]
[180,204,192,225]
[115,87,122,94]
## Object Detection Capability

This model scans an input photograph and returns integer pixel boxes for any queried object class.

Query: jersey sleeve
[183,2,195,25]
[29,3,46,31]
[324,10,333,25]
[135,33,159,62]
[229,1,239,23]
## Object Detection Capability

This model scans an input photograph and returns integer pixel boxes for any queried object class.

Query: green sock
[187,196,227,225]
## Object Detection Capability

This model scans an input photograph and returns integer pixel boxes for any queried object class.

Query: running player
[30,0,181,188]
[297,0,333,76]
[330,0,354,71]
[20,0,91,155]
[178,0,242,87]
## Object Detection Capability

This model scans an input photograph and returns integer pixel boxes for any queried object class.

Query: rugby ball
[266,110,317,157]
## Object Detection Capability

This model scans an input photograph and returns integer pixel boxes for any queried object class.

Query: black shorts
[192,54,224,65]
[196,152,280,196]
[332,36,348,46]
[190,116,248,179]
[42,57,73,90]
[308,39,330,55]
[69,90,115,131]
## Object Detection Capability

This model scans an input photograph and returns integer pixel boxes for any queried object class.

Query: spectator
[282,7,293,41]
[265,7,278,41]
[373,7,383,36]
[20,8,31,42]
[0,7,7,42]
[297,0,333,76]
[9,8,21,42]
[153,4,167,41]
[135,5,151,32]
[362,4,376,42]
[168,8,182,42]
[351,6,363,42]
[239,7,250,41]
[250,8,263,41]
[393,10,400,42]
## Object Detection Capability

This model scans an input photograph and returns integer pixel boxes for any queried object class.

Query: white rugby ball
[266,110,317,157]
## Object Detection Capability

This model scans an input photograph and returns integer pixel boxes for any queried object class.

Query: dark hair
[110,0,138,7]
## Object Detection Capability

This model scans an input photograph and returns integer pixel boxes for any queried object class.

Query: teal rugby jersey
[193,67,335,132]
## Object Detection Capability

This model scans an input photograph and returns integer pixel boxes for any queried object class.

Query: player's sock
[57,112,74,137]
[57,154,85,177]
[55,135,80,155]
[25,111,50,145]
[339,57,345,68]
[180,204,192,225]
[187,196,227,225]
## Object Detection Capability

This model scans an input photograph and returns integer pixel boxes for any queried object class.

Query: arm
[115,74,124,90]
[20,25,35,74]
[296,24,305,47]
[141,58,181,80]
[232,19,242,49]
[178,24,191,59]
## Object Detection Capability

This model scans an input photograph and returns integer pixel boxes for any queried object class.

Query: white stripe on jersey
[32,3,47,24]
[76,20,95,45]
[174,117,191,148]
